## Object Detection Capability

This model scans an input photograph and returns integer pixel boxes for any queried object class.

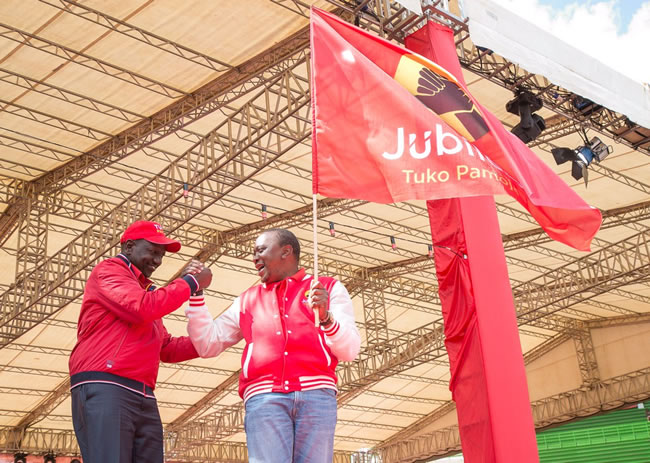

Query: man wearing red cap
[69,220,212,463]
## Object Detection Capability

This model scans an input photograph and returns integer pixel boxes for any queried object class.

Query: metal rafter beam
[0,25,310,247]
[0,98,112,141]
[514,229,650,326]
[586,312,650,329]
[504,199,650,251]
[378,368,650,463]
[0,63,312,347]
[166,371,240,431]
[38,0,232,72]
[0,22,186,97]
[322,0,650,157]
[11,380,70,440]
[0,67,145,123]
[533,140,650,196]
[573,329,600,386]
[0,133,77,162]
[378,331,575,449]
[362,287,390,346]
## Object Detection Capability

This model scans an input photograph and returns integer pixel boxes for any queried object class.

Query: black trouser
[71,383,163,463]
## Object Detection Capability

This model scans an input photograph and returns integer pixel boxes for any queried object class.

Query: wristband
[319,311,333,327]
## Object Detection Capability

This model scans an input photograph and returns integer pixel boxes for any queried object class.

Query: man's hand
[194,268,212,291]
[182,260,212,291]
[308,280,329,321]
[182,259,204,276]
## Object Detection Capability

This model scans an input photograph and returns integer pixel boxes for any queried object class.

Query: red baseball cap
[120,221,181,253]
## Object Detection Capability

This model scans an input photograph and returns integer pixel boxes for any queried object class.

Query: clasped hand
[182,259,212,291]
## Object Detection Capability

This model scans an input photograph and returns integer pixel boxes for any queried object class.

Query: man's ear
[122,240,135,256]
[280,244,292,260]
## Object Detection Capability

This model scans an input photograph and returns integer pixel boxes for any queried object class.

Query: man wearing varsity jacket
[186,228,361,463]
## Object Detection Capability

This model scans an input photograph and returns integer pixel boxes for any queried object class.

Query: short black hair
[265,228,300,261]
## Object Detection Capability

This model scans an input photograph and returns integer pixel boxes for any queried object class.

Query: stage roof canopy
[0,1,649,461]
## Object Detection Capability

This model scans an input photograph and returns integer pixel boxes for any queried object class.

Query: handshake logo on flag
[396,57,490,143]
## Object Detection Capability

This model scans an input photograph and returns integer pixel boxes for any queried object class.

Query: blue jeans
[244,389,337,463]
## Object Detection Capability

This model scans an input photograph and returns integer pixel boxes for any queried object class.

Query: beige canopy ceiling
[0,1,649,462]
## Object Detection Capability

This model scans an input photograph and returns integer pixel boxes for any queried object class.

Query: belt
[71,371,155,398]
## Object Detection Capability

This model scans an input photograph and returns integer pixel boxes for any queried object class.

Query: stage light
[573,95,601,116]
[13,453,27,463]
[506,90,546,143]
[551,136,612,187]
[476,45,493,55]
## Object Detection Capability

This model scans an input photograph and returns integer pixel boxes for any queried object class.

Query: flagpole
[312,194,320,327]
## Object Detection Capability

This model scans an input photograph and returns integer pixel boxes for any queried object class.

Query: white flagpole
[312,194,319,327]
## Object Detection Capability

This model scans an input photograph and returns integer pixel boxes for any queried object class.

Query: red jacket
[69,254,199,389]
[186,268,361,402]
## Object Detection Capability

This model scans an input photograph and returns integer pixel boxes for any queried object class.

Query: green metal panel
[536,403,650,463]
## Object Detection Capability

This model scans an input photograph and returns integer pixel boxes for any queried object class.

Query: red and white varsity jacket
[185,268,361,402]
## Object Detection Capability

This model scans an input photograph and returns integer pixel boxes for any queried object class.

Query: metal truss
[0,133,77,162]
[533,140,650,196]
[573,329,600,386]
[166,372,240,431]
[37,0,232,72]
[0,426,81,456]
[0,67,144,123]
[532,367,650,428]
[0,22,185,98]
[378,366,650,463]
[0,24,310,247]
[1,177,643,346]
[505,201,650,253]
[377,330,573,450]
[0,158,47,179]
[322,0,650,156]
[0,62,312,347]
[10,380,71,449]
[586,312,650,330]
[0,98,111,141]
[514,229,650,327]
[362,287,390,347]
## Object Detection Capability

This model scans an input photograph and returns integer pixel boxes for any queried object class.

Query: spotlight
[551,136,612,187]
[506,90,546,143]
[573,96,601,116]
[14,453,27,463]
[476,45,493,55]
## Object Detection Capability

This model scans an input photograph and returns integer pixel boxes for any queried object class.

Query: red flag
[310,8,601,250]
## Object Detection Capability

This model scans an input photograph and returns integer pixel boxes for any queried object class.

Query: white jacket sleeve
[322,281,361,362]
[185,295,243,358]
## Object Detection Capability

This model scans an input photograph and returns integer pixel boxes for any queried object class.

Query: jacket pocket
[243,342,254,378]
[317,335,331,367]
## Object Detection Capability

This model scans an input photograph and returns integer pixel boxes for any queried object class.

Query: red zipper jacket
[69,254,199,389]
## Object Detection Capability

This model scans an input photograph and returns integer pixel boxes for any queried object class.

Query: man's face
[252,232,290,284]
[124,239,167,278]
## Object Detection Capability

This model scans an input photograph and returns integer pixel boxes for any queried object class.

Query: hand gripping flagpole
[311,194,320,327]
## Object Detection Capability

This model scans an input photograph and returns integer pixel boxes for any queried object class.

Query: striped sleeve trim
[189,295,205,307]
[321,319,340,337]
[181,274,199,293]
